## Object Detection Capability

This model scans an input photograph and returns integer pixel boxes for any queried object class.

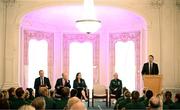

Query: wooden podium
[143,75,162,95]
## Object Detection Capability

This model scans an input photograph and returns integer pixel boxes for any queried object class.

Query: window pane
[28,39,48,88]
[115,41,135,92]
[69,42,93,90]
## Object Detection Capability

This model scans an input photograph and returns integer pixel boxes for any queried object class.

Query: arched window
[28,39,48,88]
[69,42,93,90]
[115,41,135,91]
[109,32,142,91]
[21,30,54,89]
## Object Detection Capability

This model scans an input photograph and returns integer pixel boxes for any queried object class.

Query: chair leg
[88,98,89,107]
[92,98,94,107]
[106,96,108,107]
[109,97,111,107]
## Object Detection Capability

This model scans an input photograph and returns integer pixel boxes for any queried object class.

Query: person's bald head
[149,96,161,110]
[62,73,68,80]
[113,73,118,79]
[66,97,86,110]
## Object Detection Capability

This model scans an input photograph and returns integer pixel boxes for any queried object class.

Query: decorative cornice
[2,0,16,7]
[151,0,163,8]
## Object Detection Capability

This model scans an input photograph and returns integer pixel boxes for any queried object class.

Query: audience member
[38,87,54,109]
[26,88,35,102]
[139,88,147,102]
[0,92,10,109]
[70,89,78,97]
[142,89,153,107]
[8,87,16,101]
[163,91,174,109]
[54,87,70,109]
[149,96,161,110]
[125,90,146,109]
[169,93,180,109]
[65,97,87,110]
[31,97,46,110]
[10,87,28,109]
[114,90,131,110]
[18,105,35,110]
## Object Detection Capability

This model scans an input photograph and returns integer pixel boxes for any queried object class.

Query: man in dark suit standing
[34,70,51,97]
[141,55,159,75]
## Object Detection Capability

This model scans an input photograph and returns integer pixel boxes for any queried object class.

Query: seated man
[55,73,71,90]
[109,73,122,100]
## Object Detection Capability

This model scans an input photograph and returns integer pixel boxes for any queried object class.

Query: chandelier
[75,0,101,34]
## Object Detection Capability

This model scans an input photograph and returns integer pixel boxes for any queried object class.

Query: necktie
[150,63,152,74]
[41,78,44,85]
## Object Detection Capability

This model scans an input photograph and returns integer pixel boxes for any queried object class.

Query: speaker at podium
[143,74,162,95]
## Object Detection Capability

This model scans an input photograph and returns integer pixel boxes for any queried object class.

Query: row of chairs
[85,84,116,107]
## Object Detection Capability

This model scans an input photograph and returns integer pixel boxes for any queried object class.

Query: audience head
[8,87,16,97]
[26,88,34,98]
[61,87,70,97]
[165,91,172,101]
[175,93,180,102]
[49,90,55,98]
[65,97,86,110]
[0,92,3,99]
[31,97,46,110]
[124,90,131,99]
[0,98,10,109]
[24,90,30,99]
[122,87,128,94]
[75,72,81,80]
[149,55,154,63]
[18,105,35,110]
[131,91,140,101]
[113,73,118,80]
[39,87,48,97]
[62,73,68,80]
[70,89,78,97]
[16,87,25,98]
[2,90,9,99]
[143,88,147,94]
[39,70,44,78]
[146,90,153,100]
[149,96,161,110]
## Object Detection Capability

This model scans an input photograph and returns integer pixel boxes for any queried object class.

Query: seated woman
[73,72,88,100]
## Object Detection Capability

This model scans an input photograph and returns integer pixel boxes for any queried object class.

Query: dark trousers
[111,89,122,100]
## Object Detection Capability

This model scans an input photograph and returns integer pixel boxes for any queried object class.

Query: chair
[109,90,116,107]
[92,84,108,107]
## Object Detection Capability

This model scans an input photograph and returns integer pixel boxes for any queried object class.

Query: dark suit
[73,79,87,99]
[141,62,159,75]
[34,77,51,97]
[109,79,122,99]
[55,78,71,90]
